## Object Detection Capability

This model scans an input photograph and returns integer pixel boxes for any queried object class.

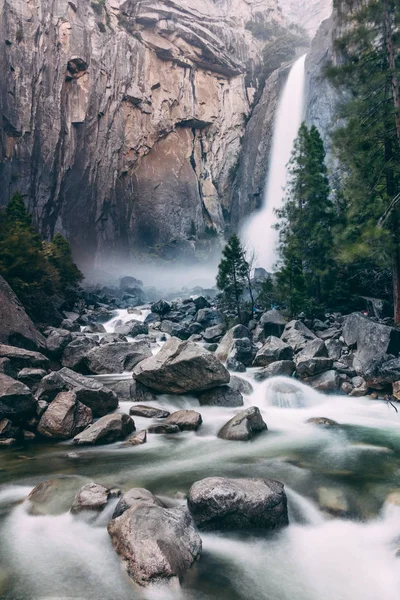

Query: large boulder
[151,300,171,315]
[304,370,341,392]
[160,320,190,340]
[259,310,287,337]
[112,488,165,519]
[254,360,295,381]
[230,375,254,396]
[227,338,257,367]
[45,329,73,357]
[281,320,317,353]
[342,312,400,379]
[187,477,288,531]
[253,336,293,367]
[218,407,267,441]
[114,320,148,338]
[85,341,152,374]
[295,342,332,378]
[215,325,250,362]
[164,410,202,431]
[195,308,224,328]
[202,324,226,343]
[0,344,49,371]
[73,413,135,445]
[198,385,244,407]
[0,374,36,421]
[129,405,170,419]
[37,391,92,440]
[133,337,230,394]
[0,274,45,350]
[36,368,118,417]
[17,368,46,392]
[107,504,202,586]
[61,337,98,373]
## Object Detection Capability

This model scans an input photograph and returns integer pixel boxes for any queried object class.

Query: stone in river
[73,413,135,445]
[218,407,267,441]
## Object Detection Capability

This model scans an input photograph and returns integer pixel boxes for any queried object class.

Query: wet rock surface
[218,407,267,441]
[73,413,135,446]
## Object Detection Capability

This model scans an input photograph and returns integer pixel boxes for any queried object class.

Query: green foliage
[217,235,254,322]
[326,0,400,315]
[0,193,83,322]
[91,0,105,16]
[275,124,335,315]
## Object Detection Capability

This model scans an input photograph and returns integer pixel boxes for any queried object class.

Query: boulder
[218,407,267,441]
[304,370,340,392]
[295,338,327,362]
[37,391,92,440]
[60,318,80,332]
[0,344,49,371]
[61,337,98,373]
[226,357,246,372]
[85,341,152,374]
[187,477,288,531]
[0,418,20,439]
[198,385,243,407]
[281,320,317,352]
[129,405,170,419]
[0,357,15,377]
[364,357,400,389]
[227,338,257,367]
[215,325,250,362]
[17,368,46,392]
[0,374,36,421]
[133,337,230,394]
[114,320,148,338]
[45,329,73,357]
[160,320,190,340]
[296,357,333,378]
[73,413,135,445]
[27,477,85,516]
[259,310,287,338]
[71,482,120,514]
[254,360,295,382]
[164,410,202,431]
[230,375,254,396]
[253,336,293,367]
[195,308,224,328]
[151,300,171,315]
[107,504,202,586]
[349,376,368,397]
[99,333,128,345]
[325,338,344,361]
[82,323,107,334]
[147,423,180,434]
[342,312,400,379]
[112,488,164,519]
[0,274,45,350]
[36,368,118,417]
[202,324,226,343]
[106,379,157,404]
[125,430,147,445]
[307,417,339,427]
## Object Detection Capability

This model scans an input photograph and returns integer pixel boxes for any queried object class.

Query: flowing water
[243,55,307,270]
[1,309,400,599]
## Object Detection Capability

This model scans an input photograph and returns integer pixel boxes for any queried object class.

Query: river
[0,310,400,599]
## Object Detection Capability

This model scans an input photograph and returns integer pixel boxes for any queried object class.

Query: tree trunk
[384,0,400,141]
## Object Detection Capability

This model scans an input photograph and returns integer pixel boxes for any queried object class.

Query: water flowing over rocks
[133,337,230,394]
[187,477,289,531]
[73,413,135,445]
[218,407,267,441]
[107,504,202,586]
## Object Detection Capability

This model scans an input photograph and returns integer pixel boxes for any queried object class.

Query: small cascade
[242,54,307,270]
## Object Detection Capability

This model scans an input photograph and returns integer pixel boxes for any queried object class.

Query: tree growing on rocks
[217,234,254,323]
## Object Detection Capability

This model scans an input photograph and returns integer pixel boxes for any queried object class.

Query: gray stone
[227,338,257,367]
[107,504,202,586]
[187,477,288,531]
[0,344,49,371]
[147,423,180,434]
[0,374,36,421]
[230,375,254,396]
[62,337,99,373]
[253,336,293,367]
[112,488,164,519]
[0,418,20,439]
[254,360,295,382]
[71,482,119,514]
[160,320,190,340]
[86,341,152,374]
[73,413,135,445]
[325,338,344,361]
[296,357,333,378]
[125,430,147,446]
[164,410,202,431]
[129,405,170,419]
[151,300,171,315]
[60,319,80,332]
[195,308,224,328]
[17,368,46,391]
[304,370,340,392]
[114,320,148,338]
[133,337,230,394]
[198,385,244,407]
[36,368,118,417]
[218,406,267,441]
[37,391,92,440]
[307,417,339,427]
[202,324,226,342]
[45,329,73,357]
[281,320,317,352]
[259,310,287,338]
[215,325,250,362]
[226,357,246,372]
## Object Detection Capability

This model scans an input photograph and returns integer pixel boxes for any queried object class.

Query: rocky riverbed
[1,275,400,598]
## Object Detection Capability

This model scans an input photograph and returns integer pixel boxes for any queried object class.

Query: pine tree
[275,123,334,314]
[327,0,400,320]
[217,234,251,322]
[46,233,83,293]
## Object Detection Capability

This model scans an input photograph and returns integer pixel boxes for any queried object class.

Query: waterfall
[242,54,307,271]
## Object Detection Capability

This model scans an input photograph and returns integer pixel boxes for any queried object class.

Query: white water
[242,54,307,271]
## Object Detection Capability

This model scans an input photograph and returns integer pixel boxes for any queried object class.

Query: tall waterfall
[242,55,307,271]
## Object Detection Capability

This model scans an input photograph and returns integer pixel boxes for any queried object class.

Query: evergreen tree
[275,123,334,314]
[46,233,83,293]
[327,0,400,320]
[217,234,251,322]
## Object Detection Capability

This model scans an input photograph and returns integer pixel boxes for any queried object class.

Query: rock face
[0,0,286,268]
[37,391,92,440]
[73,413,135,445]
[133,337,230,394]
[107,504,202,586]
[218,406,267,441]
[0,275,45,350]
[187,477,288,531]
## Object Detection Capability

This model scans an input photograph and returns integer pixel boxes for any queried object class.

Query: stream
[1,311,400,599]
